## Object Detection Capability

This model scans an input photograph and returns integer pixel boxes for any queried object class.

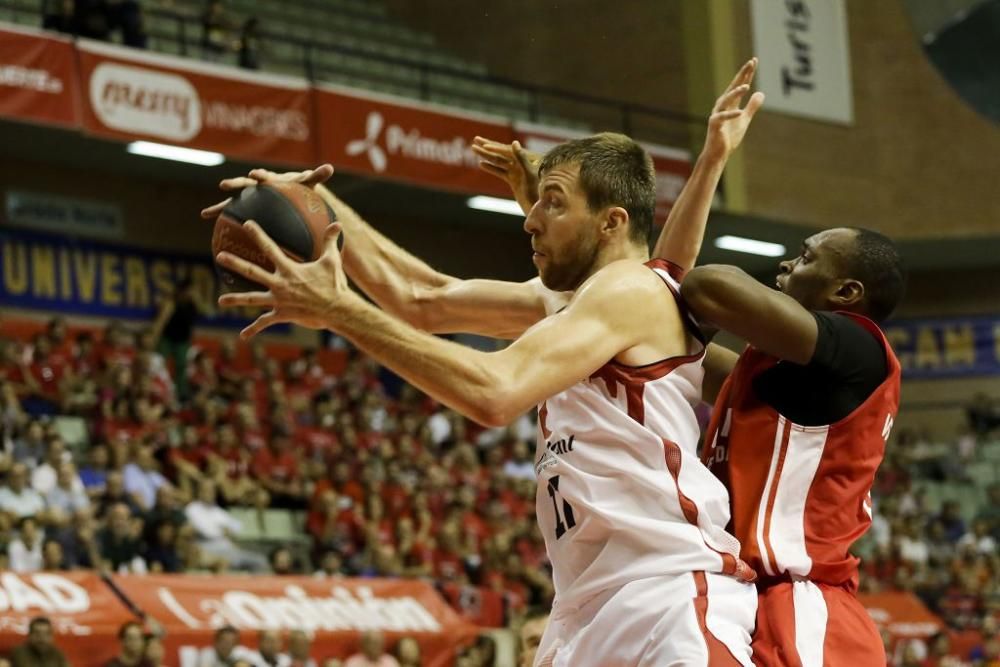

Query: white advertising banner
[750,0,854,124]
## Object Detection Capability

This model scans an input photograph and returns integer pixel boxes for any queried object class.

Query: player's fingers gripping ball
[212,181,337,292]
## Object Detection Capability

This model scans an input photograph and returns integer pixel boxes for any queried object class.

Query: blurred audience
[200,0,232,61]
[105,621,147,667]
[41,0,146,47]
[3,315,999,665]
[344,631,398,667]
[518,612,548,667]
[250,630,287,667]
[10,617,69,667]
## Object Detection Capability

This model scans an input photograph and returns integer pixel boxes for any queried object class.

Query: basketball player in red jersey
[679,230,905,667]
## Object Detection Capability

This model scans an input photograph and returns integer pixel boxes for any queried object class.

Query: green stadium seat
[980,441,1000,461]
[52,416,89,450]
[229,507,264,541]
[261,510,309,544]
[967,461,998,486]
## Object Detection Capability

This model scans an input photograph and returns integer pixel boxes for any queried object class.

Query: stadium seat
[966,461,998,486]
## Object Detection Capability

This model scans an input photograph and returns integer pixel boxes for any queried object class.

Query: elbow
[471,410,508,429]
[474,403,514,429]
[468,379,519,428]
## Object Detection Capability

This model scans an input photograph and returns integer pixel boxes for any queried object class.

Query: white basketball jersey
[534,259,748,611]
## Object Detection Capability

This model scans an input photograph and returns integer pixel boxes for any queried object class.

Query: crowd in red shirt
[3,316,1000,663]
[0,317,551,630]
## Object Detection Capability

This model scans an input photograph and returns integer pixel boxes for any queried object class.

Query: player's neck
[587,241,649,278]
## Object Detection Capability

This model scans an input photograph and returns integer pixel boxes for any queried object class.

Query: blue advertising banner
[0,227,257,328]
[884,316,1000,379]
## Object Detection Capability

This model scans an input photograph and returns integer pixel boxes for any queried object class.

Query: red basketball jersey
[702,312,901,590]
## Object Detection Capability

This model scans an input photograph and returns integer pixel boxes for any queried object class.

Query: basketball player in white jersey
[205,61,763,667]
[213,143,756,665]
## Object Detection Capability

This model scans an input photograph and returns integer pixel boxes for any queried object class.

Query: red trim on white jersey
[692,571,746,665]
[665,439,756,584]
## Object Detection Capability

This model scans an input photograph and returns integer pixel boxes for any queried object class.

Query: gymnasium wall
[387,0,1000,241]
[723,0,1000,240]
[381,0,697,148]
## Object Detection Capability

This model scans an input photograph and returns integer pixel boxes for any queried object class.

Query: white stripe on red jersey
[702,312,901,589]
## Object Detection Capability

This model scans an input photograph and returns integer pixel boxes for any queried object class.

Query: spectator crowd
[0,313,546,665]
[38,0,262,71]
[2,311,1000,665]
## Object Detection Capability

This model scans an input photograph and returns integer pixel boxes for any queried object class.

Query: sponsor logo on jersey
[534,434,575,476]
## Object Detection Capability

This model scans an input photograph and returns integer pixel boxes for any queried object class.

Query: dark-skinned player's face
[524,163,601,292]
[776,228,860,310]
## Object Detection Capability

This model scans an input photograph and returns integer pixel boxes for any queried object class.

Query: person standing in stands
[200,0,231,61]
[152,278,211,401]
[42,0,76,35]
[113,0,147,49]
[238,17,261,70]
[72,0,111,40]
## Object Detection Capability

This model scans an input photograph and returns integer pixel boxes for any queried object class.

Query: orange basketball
[212,182,335,292]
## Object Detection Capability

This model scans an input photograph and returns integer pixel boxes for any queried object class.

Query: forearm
[316,185,454,328]
[652,149,726,271]
[328,294,509,425]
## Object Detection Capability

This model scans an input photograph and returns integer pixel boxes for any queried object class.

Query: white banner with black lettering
[749,0,854,125]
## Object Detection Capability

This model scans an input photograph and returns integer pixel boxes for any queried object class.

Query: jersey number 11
[547,475,577,539]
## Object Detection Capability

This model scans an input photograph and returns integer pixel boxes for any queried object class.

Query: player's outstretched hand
[471,137,542,215]
[216,220,351,339]
[702,57,765,163]
[199,164,335,220]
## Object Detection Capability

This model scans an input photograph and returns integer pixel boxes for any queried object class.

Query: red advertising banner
[316,84,513,196]
[515,122,692,219]
[76,40,315,165]
[0,572,138,666]
[0,26,79,128]
[113,574,478,667]
[860,590,944,641]
[1,23,694,206]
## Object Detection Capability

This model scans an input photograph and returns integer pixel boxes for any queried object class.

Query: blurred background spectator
[344,631,397,667]
[238,17,261,70]
[10,617,69,667]
[3,309,999,664]
[200,0,232,62]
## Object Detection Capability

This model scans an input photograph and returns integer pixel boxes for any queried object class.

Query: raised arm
[201,167,561,339]
[653,58,764,271]
[216,224,664,426]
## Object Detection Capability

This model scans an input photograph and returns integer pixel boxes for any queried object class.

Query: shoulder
[573,260,666,308]
[810,311,887,376]
[815,312,884,355]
